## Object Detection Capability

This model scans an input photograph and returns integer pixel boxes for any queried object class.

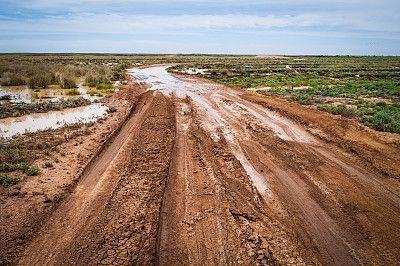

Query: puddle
[0,83,106,105]
[76,84,103,102]
[182,68,208,75]
[0,103,108,138]
[0,83,110,138]
[0,86,33,103]
[129,66,274,196]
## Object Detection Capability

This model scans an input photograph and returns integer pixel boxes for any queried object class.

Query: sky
[0,0,399,55]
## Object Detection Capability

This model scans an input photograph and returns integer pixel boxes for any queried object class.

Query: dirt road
[15,66,400,265]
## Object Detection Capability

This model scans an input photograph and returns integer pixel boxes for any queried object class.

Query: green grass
[317,104,355,117]
[96,82,114,91]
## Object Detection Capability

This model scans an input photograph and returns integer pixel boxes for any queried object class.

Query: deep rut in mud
[14,66,400,265]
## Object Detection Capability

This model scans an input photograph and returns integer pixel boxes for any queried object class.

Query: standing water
[0,104,108,138]
[0,84,109,138]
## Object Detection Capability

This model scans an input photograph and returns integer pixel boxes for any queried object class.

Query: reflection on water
[0,83,107,104]
[0,103,108,138]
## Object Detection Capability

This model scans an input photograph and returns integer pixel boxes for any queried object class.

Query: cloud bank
[0,0,399,54]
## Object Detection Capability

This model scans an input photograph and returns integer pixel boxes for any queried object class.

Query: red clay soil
[1,69,399,265]
[0,80,145,265]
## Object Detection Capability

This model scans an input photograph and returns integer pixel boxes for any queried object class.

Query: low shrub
[0,98,90,118]
[317,104,355,117]
[0,95,12,100]
[28,75,52,89]
[1,72,26,86]
[66,88,81,96]
[15,163,39,176]
[84,73,109,87]
[59,76,77,89]
[43,162,53,168]
[362,103,400,133]
[96,82,113,91]
[0,174,20,188]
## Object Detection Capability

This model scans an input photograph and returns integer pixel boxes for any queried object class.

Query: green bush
[317,104,355,117]
[66,88,80,96]
[96,82,113,91]
[28,75,51,89]
[59,76,77,89]
[13,163,39,176]
[84,73,109,87]
[25,166,39,176]
[362,103,400,133]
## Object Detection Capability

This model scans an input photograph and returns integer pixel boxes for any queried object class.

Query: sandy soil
[0,79,145,265]
[1,66,399,265]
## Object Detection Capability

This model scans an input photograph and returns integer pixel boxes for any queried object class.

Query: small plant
[59,76,77,89]
[0,98,90,119]
[14,163,39,176]
[0,95,12,100]
[28,75,51,89]
[317,104,355,117]
[0,174,20,188]
[66,88,81,96]
[96,82,113,91]
[43,162,54,168]
[25,166,39,176]
[108,106,117,113]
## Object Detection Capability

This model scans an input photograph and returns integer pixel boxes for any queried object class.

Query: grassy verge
[260,83,400,133]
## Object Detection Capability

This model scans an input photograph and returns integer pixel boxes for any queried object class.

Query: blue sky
[0,0,399,55]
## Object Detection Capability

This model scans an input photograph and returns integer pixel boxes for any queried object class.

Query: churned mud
[1,66,399,265]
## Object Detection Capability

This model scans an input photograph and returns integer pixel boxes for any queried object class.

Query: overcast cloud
[0,0,399,54]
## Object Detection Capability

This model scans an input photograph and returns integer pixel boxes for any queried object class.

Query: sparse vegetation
[0,163,39,176]
[1,72,26,86]
[1,54,399,133]
[0,174,20,188]
[0,98,90,119]
[66,88,81,96]
[168,55,400,133]
[43,162,54,168]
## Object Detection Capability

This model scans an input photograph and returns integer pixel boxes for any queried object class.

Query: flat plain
[1,54,399,265]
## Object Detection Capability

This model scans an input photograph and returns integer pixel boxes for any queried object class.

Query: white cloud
[0,12,398,35]
[1,0,399,54]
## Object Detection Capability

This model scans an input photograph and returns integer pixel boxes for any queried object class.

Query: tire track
[18,91,175,265]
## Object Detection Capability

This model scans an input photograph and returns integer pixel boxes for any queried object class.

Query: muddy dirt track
[9,66,400,265]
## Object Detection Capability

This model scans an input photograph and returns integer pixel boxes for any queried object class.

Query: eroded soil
[1,66,399,265]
